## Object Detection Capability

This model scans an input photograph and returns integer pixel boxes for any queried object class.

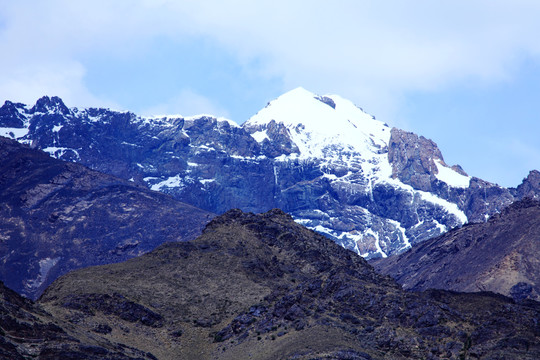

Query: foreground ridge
[373,197,540,301]
[0,280,156,359]
[35,208,540,360]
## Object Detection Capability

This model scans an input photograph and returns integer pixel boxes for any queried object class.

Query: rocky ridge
[0,280,156,359]
[0,136,213,300]
[1,89,538,258]
[372,197,540,301]
[37,208,540,360]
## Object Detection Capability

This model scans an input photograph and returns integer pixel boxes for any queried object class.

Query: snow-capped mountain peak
[245,87,390,160]
[242,88,475,258]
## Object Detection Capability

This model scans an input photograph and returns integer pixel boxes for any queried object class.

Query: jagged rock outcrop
[1,90,538,258]
[0,136,213,300]
[388,128,447,192]
[372,198,540,301]
[0,281,156,359]
[516,170,540,200]
[38,208,540,360]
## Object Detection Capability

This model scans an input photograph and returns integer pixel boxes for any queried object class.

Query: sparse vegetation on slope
[39,209,540,359]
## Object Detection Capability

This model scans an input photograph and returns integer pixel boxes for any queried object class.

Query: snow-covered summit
[245,87,390,159]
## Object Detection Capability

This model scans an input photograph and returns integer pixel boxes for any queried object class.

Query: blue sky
[1,1,540,187]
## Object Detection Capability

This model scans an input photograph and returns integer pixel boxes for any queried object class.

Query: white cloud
[3,0,540,122]
[167,0,540,121]
[0,59,119,109]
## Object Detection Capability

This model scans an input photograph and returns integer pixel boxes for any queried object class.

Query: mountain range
[1,88,539,260]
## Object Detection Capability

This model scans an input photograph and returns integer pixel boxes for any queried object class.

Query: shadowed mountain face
[0,136,214,300]
[38,209,540,360]
[372,198,540,301]
[0,281,156,359]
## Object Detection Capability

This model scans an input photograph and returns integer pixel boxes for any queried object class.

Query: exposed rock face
[0,281,156,359]
[1,90,537,258]
[0,136,213,300]
[516,170,540,200]
[38,209,540,360]
[388,128,445,192]
[372,198,540,301]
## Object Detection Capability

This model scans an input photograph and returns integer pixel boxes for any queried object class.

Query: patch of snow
[434,219,447,233]
[143,176,159,182]
[322,173,338,181]
[382,177,468,225]
[217,118,240,127]
[312,224,340,238]
[200,179,215,184]
[388,219,411,251]
[147,114,184,119]
[185,114,217,121]
[52,125,63,133]
[25,257,60,290]
[361,228,387,258]
[149,175,184,191]
[434,159,470,188]
[0,127,29,139]
[251,130,269,143]
[418,190,468,225]
[414,220,425,228]
[43,147,80,160]
[87,116,99,122]
[246,87,390,161]
[332,228,379,257]
[196,144,216,152]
